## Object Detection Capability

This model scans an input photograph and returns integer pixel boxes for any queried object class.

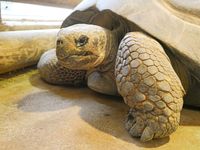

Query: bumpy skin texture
[115,32,185,141]
[38,49,86,86]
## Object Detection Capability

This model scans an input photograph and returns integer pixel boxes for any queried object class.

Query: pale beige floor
[0,68,200,150]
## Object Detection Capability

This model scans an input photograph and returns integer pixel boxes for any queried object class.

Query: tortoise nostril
[57,39,64,46]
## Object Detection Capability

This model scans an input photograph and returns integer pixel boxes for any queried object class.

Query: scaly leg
[37,49,86,86]
[115,32,185,141]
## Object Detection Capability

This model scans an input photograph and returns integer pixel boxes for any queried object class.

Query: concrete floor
[0,68,200,150]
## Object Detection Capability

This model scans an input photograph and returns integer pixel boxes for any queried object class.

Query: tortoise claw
[141,127,154,142]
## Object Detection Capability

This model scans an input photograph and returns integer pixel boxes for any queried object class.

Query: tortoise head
[56,24,112,70]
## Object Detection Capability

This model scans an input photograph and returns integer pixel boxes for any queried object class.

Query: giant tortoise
[37,0,200,141]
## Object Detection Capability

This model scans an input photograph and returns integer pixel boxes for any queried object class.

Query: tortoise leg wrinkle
[115,32,185,141]
[37,49,86,86]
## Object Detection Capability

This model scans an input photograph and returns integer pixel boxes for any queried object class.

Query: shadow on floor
[16,72,200,148]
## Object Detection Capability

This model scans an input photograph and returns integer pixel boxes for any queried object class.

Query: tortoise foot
[125,108,181,142]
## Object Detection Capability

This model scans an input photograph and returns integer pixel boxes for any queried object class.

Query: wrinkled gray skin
[38,8,200,142]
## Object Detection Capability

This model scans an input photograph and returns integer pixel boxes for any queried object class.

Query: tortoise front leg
[115,32,185,141]
[37,49,86,86]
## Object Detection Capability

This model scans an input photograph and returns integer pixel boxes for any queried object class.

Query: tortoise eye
[75,35,89,47]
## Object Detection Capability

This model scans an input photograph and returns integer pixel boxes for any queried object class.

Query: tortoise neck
[97,32,118,73]
[98,14,131,72]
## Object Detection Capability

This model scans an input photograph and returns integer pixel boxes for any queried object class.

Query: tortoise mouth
[57,47,97,58]
[58,51,98,61]
[57,49,100,70]
[69,50,94,57]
